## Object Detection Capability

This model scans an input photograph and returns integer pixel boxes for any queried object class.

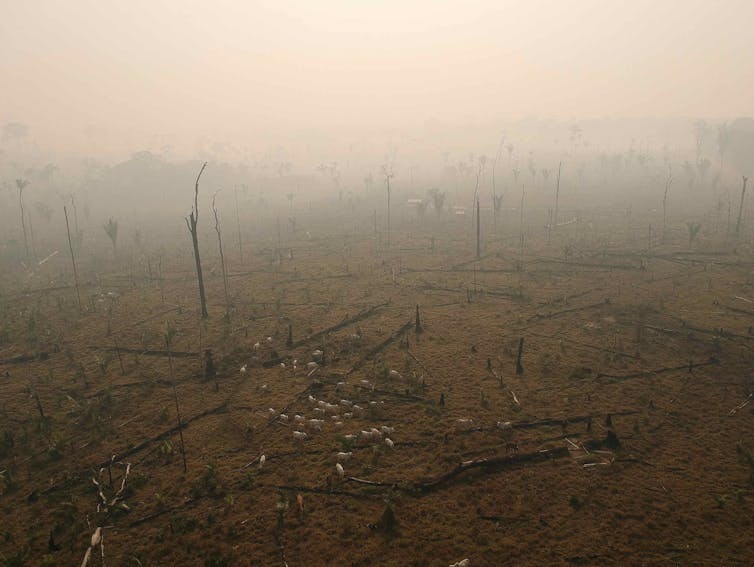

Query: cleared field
[1,210,753,566]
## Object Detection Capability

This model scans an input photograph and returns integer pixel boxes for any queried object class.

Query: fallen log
[129,497,198,527]
[503,411,639,430]
[344,447,570,494]
[89,346,199,358]
[345,320,413,375]
[596,357,719,383]
[290,303,387,348]
[414,447,570,492]
[99,401,228,468]
[277,273,353,285]
[527,299,610,322]
[0,351,51,365]
[406,349,438,382]
[527,331,639,360]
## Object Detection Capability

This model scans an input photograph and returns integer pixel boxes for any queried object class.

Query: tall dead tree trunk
[735,176,749,237]
[185,162,209,319]
[212,190,230,317]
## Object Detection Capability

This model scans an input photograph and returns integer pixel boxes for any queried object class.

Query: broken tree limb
[728,393,752,416]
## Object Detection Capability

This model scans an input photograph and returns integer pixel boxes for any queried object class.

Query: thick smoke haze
[3,0,754,161]
[4,4,754,565]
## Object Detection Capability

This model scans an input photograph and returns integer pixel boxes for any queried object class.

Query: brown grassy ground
[1,215,753,566]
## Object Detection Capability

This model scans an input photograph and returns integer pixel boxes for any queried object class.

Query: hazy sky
[2,0,753,157]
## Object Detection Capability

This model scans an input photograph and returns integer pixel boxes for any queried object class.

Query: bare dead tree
[491,135,505,233]
[381,164,394,246]
[519,185,526,267]
[662,165,672,243]
[553,161,562,229]
[16,179,30,261]
[717,122,729,172]
[63,205,82,311]
[212,190,230,317]
[473,159,485,259]
[234,187,243,263]
[185,162,209,319]
[547,162,563,245]
[735,175,749,237]
[476,197,481,259]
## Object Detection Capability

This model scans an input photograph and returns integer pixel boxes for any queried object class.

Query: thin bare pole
[386,174,392,247]
[519,185,526,266]
[735,176,749,237]
[17,179,30,261]
[554,161,562,228]
[662,165,672,243]
[212,190,230,317]
[64,205,82,311]
[492,135,505,233]
[234,187,243,264]
[476,196,481,259]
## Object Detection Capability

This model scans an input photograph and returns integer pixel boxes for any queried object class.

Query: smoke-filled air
[2,1,754,565]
